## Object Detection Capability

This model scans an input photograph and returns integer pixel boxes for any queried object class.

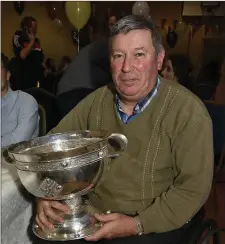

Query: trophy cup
[3,130,128,241]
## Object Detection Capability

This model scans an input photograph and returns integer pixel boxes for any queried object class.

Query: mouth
[121,78,138,82]
[120,79,137,87]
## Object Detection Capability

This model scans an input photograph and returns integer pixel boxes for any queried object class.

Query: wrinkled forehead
[110,29,154,52]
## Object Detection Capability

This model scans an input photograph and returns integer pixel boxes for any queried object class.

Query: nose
[122,56,132,73]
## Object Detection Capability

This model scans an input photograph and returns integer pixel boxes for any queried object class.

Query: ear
[157,48,165,71]
[7,71,11,81]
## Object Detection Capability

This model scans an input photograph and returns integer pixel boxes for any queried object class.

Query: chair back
[38,104,47,137]
[56,88,94,124]
[204,101,225,156]
[24,88,58,132]
[194,84,216,101]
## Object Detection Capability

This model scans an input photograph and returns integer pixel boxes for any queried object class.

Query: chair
[194,84,216,101]
[181,209,220,244]
[184,219,220,244]
[38,104,47,137]
[56,88,94,124]
[204,101,225,173]
[24,87,58,132]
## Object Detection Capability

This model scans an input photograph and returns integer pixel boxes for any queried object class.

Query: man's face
[109,16,117,31]
[1,62,9,91]
[110,29,164,102]
[29,21,37,35]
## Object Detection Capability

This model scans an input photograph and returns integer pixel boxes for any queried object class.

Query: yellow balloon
[65,1,91,30]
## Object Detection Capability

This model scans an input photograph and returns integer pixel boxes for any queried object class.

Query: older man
[35,15,214,244]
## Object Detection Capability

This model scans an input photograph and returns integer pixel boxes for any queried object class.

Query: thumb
[94,213,120,223]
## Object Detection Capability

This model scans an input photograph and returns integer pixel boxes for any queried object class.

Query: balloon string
[78,1,80,52]
[78,30,80,52]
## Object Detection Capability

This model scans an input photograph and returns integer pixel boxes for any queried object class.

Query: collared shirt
[115,78,160,124]
[1,87,39,148]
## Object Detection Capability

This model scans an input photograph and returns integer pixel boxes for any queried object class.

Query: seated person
[160,54,193,90]
[35,16,213,244]
[1,53,39,148]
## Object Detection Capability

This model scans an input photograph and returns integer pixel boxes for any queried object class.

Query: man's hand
[35,198,70,231]
[85,213,138,241]
[27,31,35,44]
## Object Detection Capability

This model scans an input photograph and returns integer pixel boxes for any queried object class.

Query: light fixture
[200,2,220,16]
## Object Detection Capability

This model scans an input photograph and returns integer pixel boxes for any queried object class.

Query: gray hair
[110,15,163,55]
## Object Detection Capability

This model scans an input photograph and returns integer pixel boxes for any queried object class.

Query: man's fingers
[89,216,98,225]
[44,207,63,223]
[35,215,49,233]
[38,211,54,230]
[50,201,70,213]
[94,213,120,222]
[85,224,109,241]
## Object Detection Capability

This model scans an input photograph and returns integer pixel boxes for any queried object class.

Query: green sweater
[50,78,214,234]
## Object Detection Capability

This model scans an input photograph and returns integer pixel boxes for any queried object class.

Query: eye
[135,52,145,57]
[113,53,123,59]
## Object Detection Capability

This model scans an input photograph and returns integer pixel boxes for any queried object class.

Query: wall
[1,1,222,73]
[1,2,77,64]
[94,1,223,75]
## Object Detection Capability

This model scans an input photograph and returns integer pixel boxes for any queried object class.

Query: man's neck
[120,99,137,116]
[119,79,158,116]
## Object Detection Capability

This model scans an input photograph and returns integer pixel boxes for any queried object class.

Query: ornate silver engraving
[15,147,108,172]
[39,178,63,197]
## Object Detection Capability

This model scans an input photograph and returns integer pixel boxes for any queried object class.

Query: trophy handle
[106,133,128,158]
[2,147,15,165]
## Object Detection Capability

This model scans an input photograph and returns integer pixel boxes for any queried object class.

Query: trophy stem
[63,196,83,214]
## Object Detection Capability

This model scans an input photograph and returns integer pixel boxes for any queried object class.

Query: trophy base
[33,221,101,241]
[33,199,101,241]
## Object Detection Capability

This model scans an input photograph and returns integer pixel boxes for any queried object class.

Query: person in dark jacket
[57,38,112,96]
[12,16,45,90]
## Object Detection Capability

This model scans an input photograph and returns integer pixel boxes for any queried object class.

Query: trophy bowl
[3,130,128,241]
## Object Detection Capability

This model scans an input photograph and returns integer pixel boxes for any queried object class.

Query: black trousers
[32,221,191,244]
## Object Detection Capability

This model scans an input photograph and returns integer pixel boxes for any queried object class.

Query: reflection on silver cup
[3,131,128,241]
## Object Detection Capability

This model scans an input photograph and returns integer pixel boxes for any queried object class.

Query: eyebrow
[112,47,147,53]
[134,47,146,51]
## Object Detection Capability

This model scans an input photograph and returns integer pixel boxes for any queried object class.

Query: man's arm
[138,115,214,234]
[13,31,35,60]
[1,93,39,147]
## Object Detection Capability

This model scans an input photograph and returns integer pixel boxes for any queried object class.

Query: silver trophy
[3,131,128,241]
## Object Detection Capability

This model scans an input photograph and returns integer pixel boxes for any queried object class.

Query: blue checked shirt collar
[115,77,160,124]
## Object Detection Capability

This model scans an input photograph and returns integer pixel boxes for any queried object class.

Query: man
[56,38,112,122]
[108,15,117,32]
[36,15,214,244]
[1,53,39,148]
[57,15,119,96]
[57,38,111,96]
[12,16,45,90]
